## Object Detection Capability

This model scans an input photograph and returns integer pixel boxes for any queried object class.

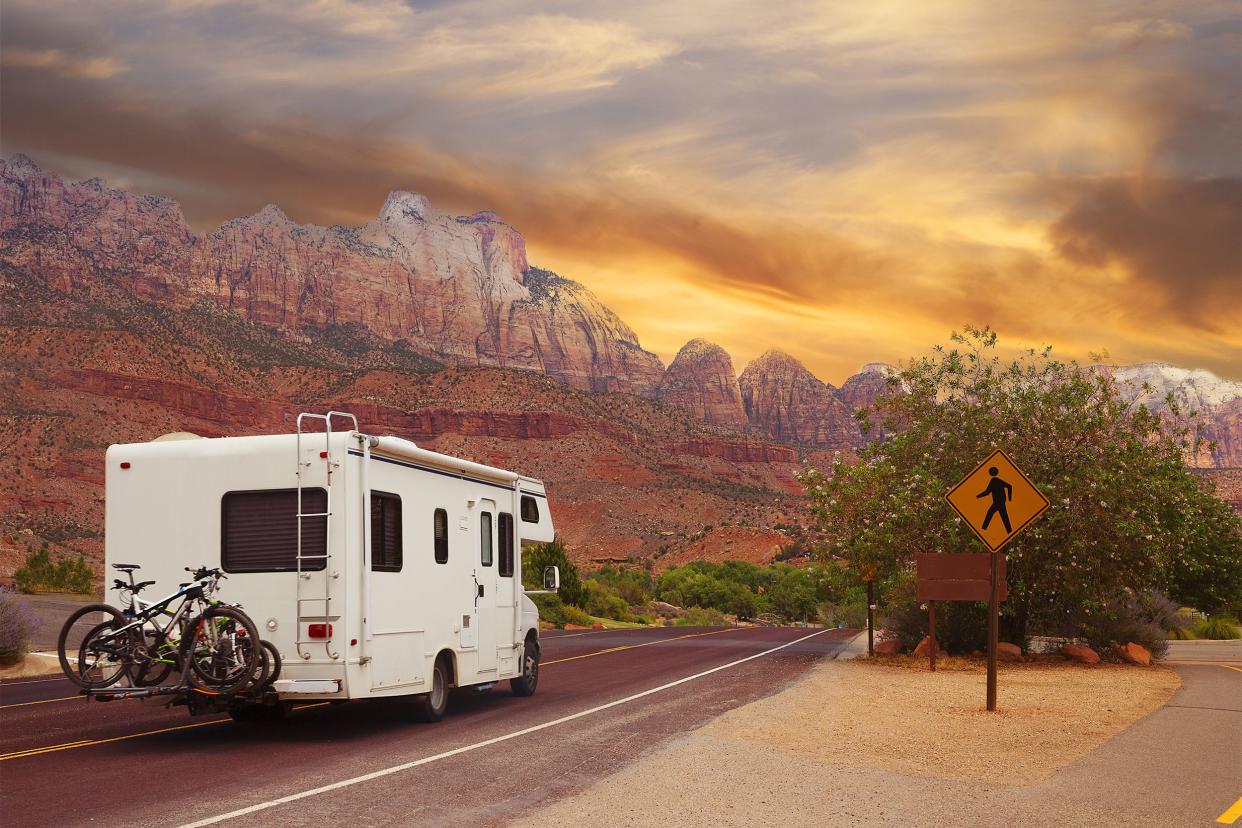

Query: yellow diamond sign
[945,449,1049,552]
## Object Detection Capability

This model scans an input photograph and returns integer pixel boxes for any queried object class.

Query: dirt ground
[511,655,1182,828]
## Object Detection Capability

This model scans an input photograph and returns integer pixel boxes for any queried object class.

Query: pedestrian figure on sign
[977,466,1012,533]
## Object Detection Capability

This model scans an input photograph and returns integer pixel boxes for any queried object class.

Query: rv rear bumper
[273,679,342,695]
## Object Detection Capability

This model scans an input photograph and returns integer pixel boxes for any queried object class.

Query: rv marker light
[319,451,329,458]
[308,623,332,639]
[120,462,131,469]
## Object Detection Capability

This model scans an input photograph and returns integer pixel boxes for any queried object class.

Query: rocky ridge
[738,350,863,449]
[658,339,748,427]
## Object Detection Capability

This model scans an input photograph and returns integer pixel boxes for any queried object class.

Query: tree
[522,538,585,609]
[802,326,1242,646]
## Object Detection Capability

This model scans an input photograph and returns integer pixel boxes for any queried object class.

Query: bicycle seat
[111,563,142,572]
[113,578,156,593]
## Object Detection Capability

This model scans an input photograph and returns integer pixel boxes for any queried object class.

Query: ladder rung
[297,512,331,518]
[297,555,330,561]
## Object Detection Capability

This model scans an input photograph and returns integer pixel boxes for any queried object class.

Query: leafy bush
[1194,615,1241,640]
[522,538,585,608]
[562,603,594,627]
[882,599,992,653]
[584,580,632,622]
[1080,591,1180,658]
[0,591,40,665]
[529,593,568,628]
[818,601,869,629]
[588,565,654,606]
[14,546,94,594]
[675,607,729,627]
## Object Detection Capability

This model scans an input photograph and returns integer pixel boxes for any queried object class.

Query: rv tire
[510,637,539,697]
[412,657,450,723]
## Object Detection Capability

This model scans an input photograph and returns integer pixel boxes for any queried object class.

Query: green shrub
[584,581,632,622]
[0,591,39,665]
[818,601,869,629]
[1194,615,1241,640]
[529,594,568,628]
[675,607,728,627]
[522,538,585,608]
[1169,626,1197,640]
[562,604,594,627]
[13,546,93,594]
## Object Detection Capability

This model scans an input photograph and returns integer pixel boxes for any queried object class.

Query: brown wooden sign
[917,553,1008,601]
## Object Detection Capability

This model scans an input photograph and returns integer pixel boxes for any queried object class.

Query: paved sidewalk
[1165,639,1242,664]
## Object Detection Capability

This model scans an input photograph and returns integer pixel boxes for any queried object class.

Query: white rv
[103,413,558,721]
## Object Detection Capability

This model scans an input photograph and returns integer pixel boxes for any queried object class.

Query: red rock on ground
[1118,642,1152,666]
[591,621,606,630]
[913,636,944,657]
[874,639,903,655]
[1062,643,1100,664]
[997,642,1023,662]
[563,624,591,630]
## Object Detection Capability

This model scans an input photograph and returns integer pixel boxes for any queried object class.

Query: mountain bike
[62,565,262,695]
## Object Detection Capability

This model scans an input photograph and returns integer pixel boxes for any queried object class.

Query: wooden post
[986,551,998,711]
[928,599,937,672]
[866,579,874,657]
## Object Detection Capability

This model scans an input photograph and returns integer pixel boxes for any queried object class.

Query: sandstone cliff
[738,350,863,448]
[0,156,664,395]
[658,339,748,427]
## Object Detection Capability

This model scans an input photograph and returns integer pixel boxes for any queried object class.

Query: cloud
[2,47,127,79]
[1049,177,1242,328]
[1091,18,1192,46]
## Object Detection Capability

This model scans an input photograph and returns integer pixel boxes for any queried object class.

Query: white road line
[180,628,831,828]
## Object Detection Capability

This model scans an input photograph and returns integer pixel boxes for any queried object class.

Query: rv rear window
[520,495,540,523]
[433,508,448,564]
[480,512,494,567]
[221,488,327,573]
[371,491,402,572]
[498,513,514,577]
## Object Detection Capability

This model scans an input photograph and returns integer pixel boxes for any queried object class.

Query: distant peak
[460,210,501,224]
[5,153,43,175]
[673,338,729,361]
[255,204,290,222]
[858,362,898,376]
[380,190,430,223]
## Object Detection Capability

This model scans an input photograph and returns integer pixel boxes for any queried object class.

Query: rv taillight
[319,451,329,459]
[120,462,131,469]
[308,623,332,639]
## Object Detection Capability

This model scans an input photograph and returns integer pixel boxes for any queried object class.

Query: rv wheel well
[436,650,457,687]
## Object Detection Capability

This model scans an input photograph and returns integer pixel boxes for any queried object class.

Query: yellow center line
[1220,665,1242,674]
[0,694,82,710]
[1217,796,1242,825]
[543,627,747,666]
[0,702,331,762]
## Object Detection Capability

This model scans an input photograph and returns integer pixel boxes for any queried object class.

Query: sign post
[928,599,936,672]
[943,449,1049,712]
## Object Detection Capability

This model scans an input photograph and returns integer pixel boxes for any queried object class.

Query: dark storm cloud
[1050,178,1242,327]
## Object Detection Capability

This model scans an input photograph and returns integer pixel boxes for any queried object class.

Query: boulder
[563,624,591,630]
[1062,643,1100,664]
[913,636,944,657]
[650,601,683,619]
[591,621,606,630]
[1118,642,1152,666]
[874,639,903,655]
[996,642,1023,662]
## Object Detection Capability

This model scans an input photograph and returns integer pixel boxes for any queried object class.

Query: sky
[2,0,1240,383]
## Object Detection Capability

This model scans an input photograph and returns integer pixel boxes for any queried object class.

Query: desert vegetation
[802,327,1242,657]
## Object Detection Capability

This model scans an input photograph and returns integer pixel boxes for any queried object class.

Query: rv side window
[433,509,448,564]
[480,511,493,567]
[370,491,402,573]
[221,488,327,573]
[498,513,514,578]
[520,495,539,523]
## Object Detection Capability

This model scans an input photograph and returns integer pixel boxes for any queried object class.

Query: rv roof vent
[151,431,203,442]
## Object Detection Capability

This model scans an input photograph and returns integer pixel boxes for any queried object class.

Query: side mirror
[542,566,560,591]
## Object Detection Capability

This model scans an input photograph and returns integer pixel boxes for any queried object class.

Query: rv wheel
[510,638,539,697]
[412,658,449,723]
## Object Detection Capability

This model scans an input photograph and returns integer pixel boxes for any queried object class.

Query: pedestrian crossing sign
[945,449,1049,552]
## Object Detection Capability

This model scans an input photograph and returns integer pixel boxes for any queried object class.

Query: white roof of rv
[368,436,522,485]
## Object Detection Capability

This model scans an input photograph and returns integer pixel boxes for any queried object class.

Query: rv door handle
[477,584,485,598]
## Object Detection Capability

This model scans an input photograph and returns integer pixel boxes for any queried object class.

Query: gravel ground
[511,657,1181,827]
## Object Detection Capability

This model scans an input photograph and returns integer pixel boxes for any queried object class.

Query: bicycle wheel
[180,606,261,695]
[77,620,137,689]
[130,625,177,687]
[259,640,281,689]
[58,603,127,687]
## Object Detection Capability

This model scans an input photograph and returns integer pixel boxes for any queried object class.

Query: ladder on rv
[295,411,358,660]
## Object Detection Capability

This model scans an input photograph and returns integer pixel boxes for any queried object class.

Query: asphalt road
[0,625,854,828]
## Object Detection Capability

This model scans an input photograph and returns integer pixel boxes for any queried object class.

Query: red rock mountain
[837,363,900,441]
[738,350,863,448]
[0,155,663,395]
[658,339,748,427]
